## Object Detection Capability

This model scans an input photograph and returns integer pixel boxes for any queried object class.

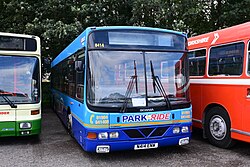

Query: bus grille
[123,126,169,138]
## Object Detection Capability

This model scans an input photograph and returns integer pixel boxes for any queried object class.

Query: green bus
[0,32,41,137]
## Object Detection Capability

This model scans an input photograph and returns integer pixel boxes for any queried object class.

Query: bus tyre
[67,112,73,137]
[205,107,234,148]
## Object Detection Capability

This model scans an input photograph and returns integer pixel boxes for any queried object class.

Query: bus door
[243,87,250,134]
[243,42,250,135]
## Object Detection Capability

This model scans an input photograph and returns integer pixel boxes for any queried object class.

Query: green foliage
[1,0,250,77]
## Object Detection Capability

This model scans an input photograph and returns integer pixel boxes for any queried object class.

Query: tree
[83,0,133,27]
[1,0,250,77]
[222,0,250,27]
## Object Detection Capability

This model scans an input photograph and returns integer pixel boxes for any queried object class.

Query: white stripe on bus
[231,128,250,137]
[190,79,250,85]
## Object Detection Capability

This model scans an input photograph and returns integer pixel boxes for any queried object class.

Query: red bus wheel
[205,106,235,148]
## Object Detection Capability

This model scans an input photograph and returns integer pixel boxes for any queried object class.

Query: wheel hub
[209,115,227,140]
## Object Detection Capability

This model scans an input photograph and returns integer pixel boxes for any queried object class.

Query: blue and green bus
[51,26,192,153]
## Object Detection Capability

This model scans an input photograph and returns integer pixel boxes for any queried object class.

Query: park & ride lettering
[122,113,170,123]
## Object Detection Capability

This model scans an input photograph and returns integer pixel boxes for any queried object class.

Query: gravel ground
[0,108,249,167]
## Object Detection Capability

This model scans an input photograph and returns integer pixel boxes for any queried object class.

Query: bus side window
[188,49,206,76]
[67,55,76,97]
[75,53,85,101]
[208,42,244,76]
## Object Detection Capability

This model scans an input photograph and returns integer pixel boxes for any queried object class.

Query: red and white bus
[188,22,250,148]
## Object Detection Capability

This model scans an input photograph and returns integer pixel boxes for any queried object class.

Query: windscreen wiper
[150,60,172,109]
[120,60,138,113]
[0,91,17,108]
[134,60,138,94]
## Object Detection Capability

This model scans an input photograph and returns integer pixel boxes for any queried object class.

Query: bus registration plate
[134,143,158,150]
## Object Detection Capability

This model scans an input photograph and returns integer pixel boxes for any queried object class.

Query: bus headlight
[181,126,189,133]
[20,122,31,129]
[98,132,108,139]
[109,132,119,139]
[173,127,180,134]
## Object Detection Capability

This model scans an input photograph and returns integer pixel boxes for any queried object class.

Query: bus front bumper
[0,119,41,137]
[84,133,191,153]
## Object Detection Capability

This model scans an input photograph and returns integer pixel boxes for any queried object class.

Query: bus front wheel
[205,106,235,148]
